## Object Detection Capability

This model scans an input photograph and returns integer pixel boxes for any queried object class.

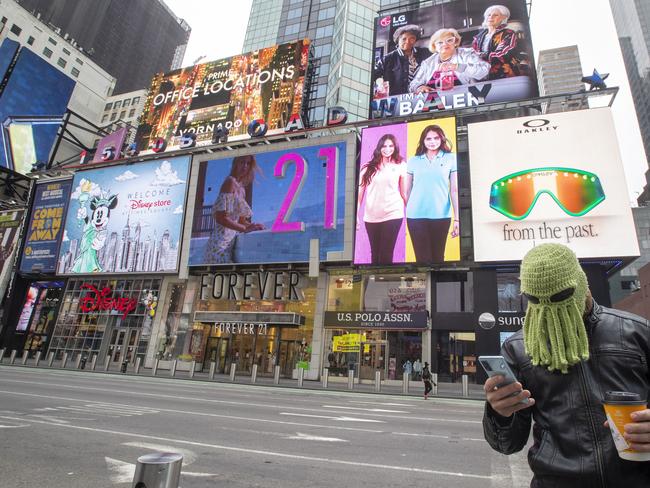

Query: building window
[48,37,57,45]
[75,58,84,65]
[284,24,300,36]
[131,97,140,105]
[10,24,22,36]
[119,110,126,119]
[435,272,474,312]
[57,58,67,68]
[71,67,80,77]
[43,47,53,58]
[123,99,131,107]
[27,36,35,45]
[62,47,71,55]
[104,102,112,110]
[129,108,136,118]
[1,17,7,24]
[110,113,117,121]
[101,114,108,123]
[497,273,526,312]
[113,101,122,109]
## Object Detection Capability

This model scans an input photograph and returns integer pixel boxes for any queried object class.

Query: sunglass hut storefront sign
[467,108,640,262]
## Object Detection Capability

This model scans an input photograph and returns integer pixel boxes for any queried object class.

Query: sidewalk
[0,354,486,401]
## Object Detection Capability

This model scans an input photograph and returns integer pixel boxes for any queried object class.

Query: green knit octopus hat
[520,243,590,373]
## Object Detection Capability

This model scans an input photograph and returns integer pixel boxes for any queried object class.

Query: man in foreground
[483,243,650,487]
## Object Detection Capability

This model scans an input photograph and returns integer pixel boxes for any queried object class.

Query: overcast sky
[165,0,647,204]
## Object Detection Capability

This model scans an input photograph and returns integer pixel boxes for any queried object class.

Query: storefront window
[49,277,161,363]
[189,272,317,377]
[497,272,526,312]
[325,271,426,380]
[435,272,474,312]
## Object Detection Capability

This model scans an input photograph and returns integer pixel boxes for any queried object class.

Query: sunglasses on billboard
[523,287,575,304]
[489,167,605,220]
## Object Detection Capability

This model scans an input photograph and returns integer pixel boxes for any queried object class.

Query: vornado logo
[516,118,558,135]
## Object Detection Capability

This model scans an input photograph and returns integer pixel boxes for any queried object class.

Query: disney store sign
[79,284,138,319]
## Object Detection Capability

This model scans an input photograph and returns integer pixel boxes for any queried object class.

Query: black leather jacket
[374,47,430,96]
[483,302,650,488]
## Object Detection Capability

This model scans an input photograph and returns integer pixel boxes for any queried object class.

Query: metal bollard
[170,359,177,377]
[21,351,29,365]
[402,373,410,394]
[132,452,183,488]
[152,358,159,376]
[134,357,142,374]
[432,373,438,396]
[61,352,69,369]
[321,368,329,388]
[273,365,280,385]
[47,351,55,367]
[9,349,17,364]
[104,355,111,372]
[188,360,195,379]
[298,367,304,387]
[251,364,258,383]
[374,370,382,392]
[462,374,469,397]
[208,361,216,380]
[229,363,236,382]
[0,347,5,363]
[75,353,82,369]
[347,368,354,390]
[90,354,98,371]
[34,351,42,367]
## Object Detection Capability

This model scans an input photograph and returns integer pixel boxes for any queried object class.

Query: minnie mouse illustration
[71,185,118,273]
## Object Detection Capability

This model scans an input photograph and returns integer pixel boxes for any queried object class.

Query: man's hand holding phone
[484,375,535,417]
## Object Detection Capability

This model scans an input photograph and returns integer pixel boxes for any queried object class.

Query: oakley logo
[517,119,558,134]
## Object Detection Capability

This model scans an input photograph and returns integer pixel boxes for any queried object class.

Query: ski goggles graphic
[489,167,605,220]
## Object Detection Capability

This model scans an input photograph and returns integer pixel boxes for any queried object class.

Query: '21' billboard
[189,135,356,265]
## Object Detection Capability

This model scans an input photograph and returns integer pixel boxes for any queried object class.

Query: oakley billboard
[354,117,460,265]
[468,108,639,262]
[135,40,310,151]
[370,1,537,119]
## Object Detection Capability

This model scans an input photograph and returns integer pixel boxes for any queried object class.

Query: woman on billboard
[357,134,407,264]
[409,28,489,93]
[472,5,530,79]
[405,125,459,263]
[204,155,265,263]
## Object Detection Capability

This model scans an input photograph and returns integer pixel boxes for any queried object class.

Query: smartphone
[478,355,529,404]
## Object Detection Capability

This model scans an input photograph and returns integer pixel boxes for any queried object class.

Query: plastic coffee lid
[604,391,644,404]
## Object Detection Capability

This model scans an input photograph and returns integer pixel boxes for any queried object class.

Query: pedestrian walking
[422,362,435,399]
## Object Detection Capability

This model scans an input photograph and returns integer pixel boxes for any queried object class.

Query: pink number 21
[271,146,339,233]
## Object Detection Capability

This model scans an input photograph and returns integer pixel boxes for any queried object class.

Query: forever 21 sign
[199,271,304,301]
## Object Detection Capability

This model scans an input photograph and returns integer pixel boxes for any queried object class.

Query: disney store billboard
[370,0,537,119]
[57,156,190,275]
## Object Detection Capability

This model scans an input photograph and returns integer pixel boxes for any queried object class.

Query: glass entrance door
[108,328,139,365]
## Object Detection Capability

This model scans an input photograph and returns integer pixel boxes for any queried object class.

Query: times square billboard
[135,40,310,151]
[189,134,356,266]
[370,1,538,119]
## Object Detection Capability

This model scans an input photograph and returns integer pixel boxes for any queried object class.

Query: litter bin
[121,360,128,373]
[132,452,182,488]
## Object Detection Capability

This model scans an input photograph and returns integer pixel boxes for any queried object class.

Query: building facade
[609,0,650,205]
[537,45,586,113]
[15,0,191,93]
[98,89,147,146]
[243,0,379,126]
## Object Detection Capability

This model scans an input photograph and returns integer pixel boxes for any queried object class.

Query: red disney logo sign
[79,284,138,319]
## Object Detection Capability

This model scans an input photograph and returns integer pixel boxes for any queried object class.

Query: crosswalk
[30,402,159,419]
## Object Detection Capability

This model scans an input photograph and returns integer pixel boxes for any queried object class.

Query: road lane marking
[393,431,485,442]
[279,413,383,423]
[322,405,407,413]
[0,390,385,433]
[1,415,493,480]
[0,423,30,428]
[287,432,348,442]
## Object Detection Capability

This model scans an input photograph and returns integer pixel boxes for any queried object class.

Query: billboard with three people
[370,0,537,118]
[354,117,460,265]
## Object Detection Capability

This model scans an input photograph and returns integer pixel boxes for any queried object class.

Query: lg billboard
[135,40,310,151]
[354,117,460,265]
[189,135,355,266]
[57,156,191,275]
[370,1,537,119]
[468,108,640,262]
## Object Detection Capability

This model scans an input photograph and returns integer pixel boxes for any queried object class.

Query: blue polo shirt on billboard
[406,152,457,219]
